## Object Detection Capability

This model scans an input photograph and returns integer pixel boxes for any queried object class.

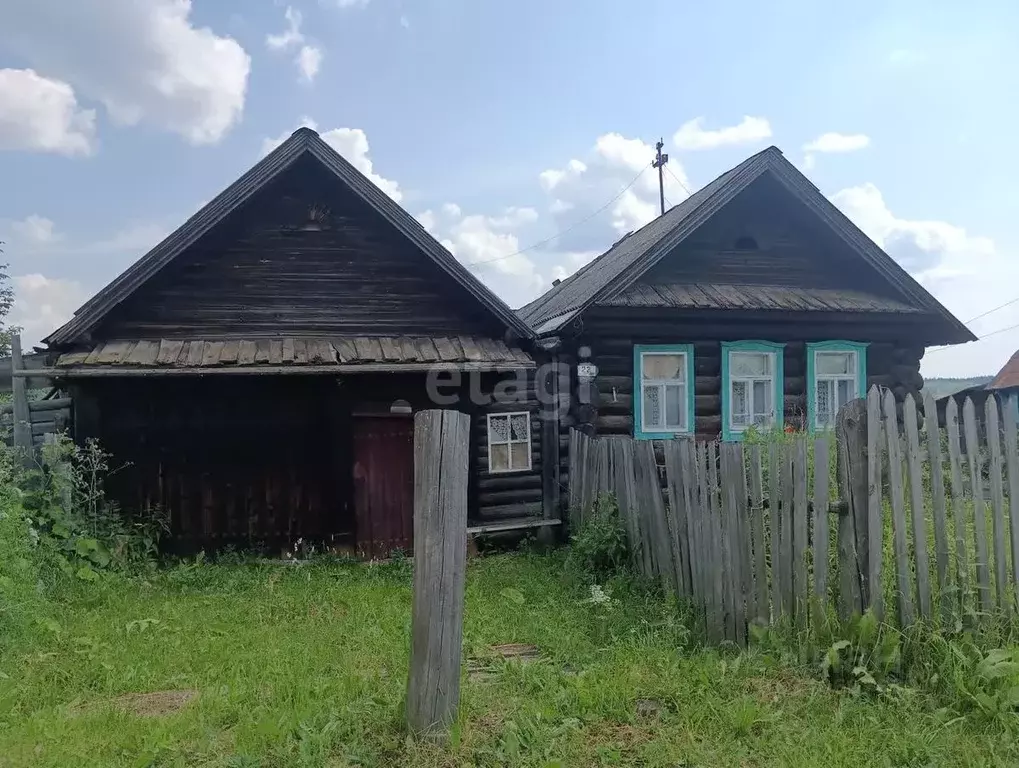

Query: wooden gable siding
[94,156,503,341]
[636,174,898,297]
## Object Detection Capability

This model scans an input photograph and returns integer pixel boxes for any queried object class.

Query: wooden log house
[518,146,975,495]
[39,128,559,556]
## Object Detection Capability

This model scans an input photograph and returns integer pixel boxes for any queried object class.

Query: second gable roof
[519,146,975,344]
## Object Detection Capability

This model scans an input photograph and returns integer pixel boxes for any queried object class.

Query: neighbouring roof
[45,127,533,346]
[53,336,534,375]
[517,146,975,344]
[987,350,1019,390]
[601,283,920,314]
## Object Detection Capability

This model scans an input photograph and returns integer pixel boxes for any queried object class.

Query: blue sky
[1,0,1017,377]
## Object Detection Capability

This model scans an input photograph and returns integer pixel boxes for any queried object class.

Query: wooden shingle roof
[54,336,534,375]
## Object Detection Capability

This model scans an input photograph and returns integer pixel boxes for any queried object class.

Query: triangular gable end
[520,147,974,345]
[46,128,532,346]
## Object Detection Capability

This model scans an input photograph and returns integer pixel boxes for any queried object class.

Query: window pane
[510,414,528,441]
[489,415,508,443]
[817,351,853,376]
[817,380,833,427]
[731,351,770,377]
[510,443,530,470]
[665,384,684,429]
[837,378,855,409]
[732,380,749,425]
[752,379,772,417]
[643,385,662,428]
[642,353,685,380]
[490,444,509,471]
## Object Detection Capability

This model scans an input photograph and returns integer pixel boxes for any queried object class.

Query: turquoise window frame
[721,341,786,441]
[633,344,695,439]
[806,341,868,432]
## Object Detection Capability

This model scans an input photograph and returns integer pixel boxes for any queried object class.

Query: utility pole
[652,138,668,216]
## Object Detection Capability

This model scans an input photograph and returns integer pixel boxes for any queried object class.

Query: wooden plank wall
[567,385,1019,644]
[0,398,73,448]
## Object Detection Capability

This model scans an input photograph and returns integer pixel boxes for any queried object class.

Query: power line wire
[664,164,692,196]
[926,320,1019,355]
[465,166,648,267]
[964,297,1019,326]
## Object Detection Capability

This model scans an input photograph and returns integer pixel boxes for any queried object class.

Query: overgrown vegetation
[3,554,1019,767]
[565,493,630,582]
[2,428,1019,764]
[17,435,168,581]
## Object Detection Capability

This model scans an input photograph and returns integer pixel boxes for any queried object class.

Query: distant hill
[923,376,993,399]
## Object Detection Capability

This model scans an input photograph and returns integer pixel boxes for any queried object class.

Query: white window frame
[486,411,532,474]
[726,350,779,436]
[637,349,691,436]
[809,344,866,431]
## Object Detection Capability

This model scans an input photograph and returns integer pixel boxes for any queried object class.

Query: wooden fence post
[11,333,33,464]
[406,409,470,738]
[835,398,867,618]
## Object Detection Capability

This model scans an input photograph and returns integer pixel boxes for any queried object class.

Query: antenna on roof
[651,138,669,217]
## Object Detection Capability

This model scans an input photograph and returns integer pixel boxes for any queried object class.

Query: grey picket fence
[567,386,1019,644]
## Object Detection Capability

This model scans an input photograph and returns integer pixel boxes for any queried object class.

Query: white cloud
[803,132,870,169]
[673,116,772,151]
[417,204,547,307]
[0,0,250,145]
[0,69,96,156]
[9,215,61,245]
[266,7,323,83]
[804,133,871,154]
[400,15,410,28]
[833,182,1017,377]
[267,6,305,50]
[297,46,323,82]
[261,118,402,201]
[537,132,692,255]
[11,273,87,347]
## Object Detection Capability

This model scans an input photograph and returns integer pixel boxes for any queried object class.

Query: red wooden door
[352,416,415,558]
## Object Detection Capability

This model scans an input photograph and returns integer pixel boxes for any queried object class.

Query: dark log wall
[96,155,504,340]
[644,174,898,297]
[472,370,545,521]
[565,308,926,441]
[78,376,350,551]
[74,369,542,551]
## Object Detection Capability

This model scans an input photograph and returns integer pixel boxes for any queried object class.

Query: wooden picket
[564,386,1019,647]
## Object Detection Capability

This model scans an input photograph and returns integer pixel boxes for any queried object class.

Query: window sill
[484,467,534,476]
[634,431,692,441]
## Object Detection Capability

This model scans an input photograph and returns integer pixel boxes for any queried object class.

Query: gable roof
[518,146,975,344]
[46,127,532,346]
[987,350,1019,390]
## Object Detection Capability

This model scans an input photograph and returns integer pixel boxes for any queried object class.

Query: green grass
[1,553,1016,767]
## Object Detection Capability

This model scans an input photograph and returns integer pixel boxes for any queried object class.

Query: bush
[18,435,167,581]
[566,493,630,581]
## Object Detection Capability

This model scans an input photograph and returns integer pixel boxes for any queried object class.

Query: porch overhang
[47,335,535,377]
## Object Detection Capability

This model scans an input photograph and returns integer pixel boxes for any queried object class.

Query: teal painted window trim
[721,340,786,441]
[806,341,868,432]
[633,343,695,439]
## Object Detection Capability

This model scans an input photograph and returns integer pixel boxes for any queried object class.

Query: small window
[487,412,531,473]
[722,341,785,440]
[808,342,867,430]
[734,236,758,251]
[634,345,694,438]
